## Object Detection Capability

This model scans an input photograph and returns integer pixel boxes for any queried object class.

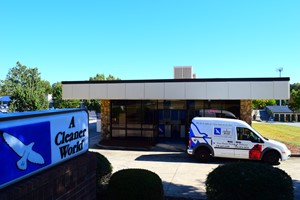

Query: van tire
[195,149,211,162]
[263,151,280,165]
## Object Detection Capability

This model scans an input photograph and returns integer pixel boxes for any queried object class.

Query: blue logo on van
[214,128,221,135]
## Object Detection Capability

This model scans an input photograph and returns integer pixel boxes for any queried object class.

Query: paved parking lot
[88,121,300,199]
[90,145,300,199]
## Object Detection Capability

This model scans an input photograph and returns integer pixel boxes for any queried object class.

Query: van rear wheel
[195,149,211,162]
[263,151,280,165]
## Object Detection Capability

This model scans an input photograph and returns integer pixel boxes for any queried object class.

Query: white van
[187,117,291,165]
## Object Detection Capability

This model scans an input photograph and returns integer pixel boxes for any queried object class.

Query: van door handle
[236,141,241,144]
[228,141,233,143]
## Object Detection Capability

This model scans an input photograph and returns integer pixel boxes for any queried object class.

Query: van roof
[192,117,249,126]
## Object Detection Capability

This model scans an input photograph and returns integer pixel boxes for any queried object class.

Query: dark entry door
[158,109,185,138]
[171,124,181,138]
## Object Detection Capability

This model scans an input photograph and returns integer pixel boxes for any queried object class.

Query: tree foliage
[289,83,300,111]
[42,80,52,94]
[89,73,121,81]
[52,82,80,108]
[252,99,276,109]
[1,62,49,112]
[289,89,300,111]
[290,83,300,91]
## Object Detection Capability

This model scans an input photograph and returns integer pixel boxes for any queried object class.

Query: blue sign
[0,109,89,189]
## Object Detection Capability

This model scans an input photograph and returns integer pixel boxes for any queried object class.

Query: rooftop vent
[174,66,193,79]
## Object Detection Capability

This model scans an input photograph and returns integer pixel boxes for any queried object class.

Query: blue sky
[0,0,299,84]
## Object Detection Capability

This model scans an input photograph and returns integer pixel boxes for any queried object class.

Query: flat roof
[62,77,290,84]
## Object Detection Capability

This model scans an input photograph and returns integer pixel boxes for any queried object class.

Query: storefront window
[110,100,240,139]
[199,100,239,119]
[222,100,240,118]
[111,100,158,139]
[142,100,157,125]
[157,100,186,110]
[111,101,126,128]
[127,101,142,128]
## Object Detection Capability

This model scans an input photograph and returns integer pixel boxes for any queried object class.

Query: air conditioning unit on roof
[174,66,193,79]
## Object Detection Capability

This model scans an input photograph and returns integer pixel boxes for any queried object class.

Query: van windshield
[251,126,269,141]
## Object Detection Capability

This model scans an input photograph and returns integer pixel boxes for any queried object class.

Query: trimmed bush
[107,168,164,200]
[206,162,294,200]
[95,152,113,199]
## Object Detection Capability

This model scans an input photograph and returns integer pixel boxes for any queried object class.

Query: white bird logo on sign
[2,132,45,170]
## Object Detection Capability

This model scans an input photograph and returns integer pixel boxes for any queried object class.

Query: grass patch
[252,123,300,147]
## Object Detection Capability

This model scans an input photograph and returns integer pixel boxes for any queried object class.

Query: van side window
[236,127,262,143]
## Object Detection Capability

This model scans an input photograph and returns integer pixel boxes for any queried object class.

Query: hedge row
[95,152,294,200]
[206,162,294,200]
[95,152,163,200]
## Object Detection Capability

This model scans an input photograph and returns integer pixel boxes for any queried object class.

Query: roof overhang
[62,77,290,100]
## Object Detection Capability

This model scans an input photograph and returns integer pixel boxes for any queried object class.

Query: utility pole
[276,67,283,77]
[276,67,283,106]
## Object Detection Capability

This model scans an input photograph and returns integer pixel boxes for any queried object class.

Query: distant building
[45,94,54,109]
[266,106,299,122]
[0,95,11,105]
[0,95,10,113]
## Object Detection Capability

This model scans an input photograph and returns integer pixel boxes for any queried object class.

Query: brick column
[240,100,252,125]
[100,100,110,141]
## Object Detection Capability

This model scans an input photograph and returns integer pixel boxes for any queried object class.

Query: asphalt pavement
[88,123,300,199]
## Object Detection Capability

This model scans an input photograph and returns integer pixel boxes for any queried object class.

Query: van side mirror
[257,138,263,143]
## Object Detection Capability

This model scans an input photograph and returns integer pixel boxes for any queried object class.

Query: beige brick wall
[240,100,252,125]
[100,100,111,140]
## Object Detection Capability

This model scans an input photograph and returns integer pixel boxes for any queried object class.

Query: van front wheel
[195,149,211,162]
[263,151,280,165]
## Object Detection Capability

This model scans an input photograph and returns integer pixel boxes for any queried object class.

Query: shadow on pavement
[135,153,267,165]
[135,153,196,163]
[163,181,206,200]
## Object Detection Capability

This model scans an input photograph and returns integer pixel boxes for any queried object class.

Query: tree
[52,82,80,108]
[289,89,300,111]
[89,73,121,81]
[42,80,52,94]
[288,83,300,111]
[1,62,49,112]
[290,83,300,91]
[83,73,120,111]
[252,99,276,109]
[90,73,105,81]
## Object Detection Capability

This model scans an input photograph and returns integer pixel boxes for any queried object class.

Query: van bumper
[282,149,292,161]
[187,149,194,155]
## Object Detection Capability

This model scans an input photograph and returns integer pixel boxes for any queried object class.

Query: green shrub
[95,152,113,199]
[107,168,164,200]
[206,162,293,200]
